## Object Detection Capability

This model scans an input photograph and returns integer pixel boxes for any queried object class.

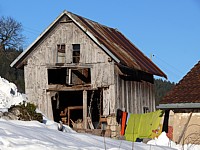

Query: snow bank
[0,119,175,150]
[0,76,25,109]
[147,132,180,149]
[147,132,200,150]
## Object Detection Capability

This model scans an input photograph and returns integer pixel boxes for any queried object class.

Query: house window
[72,44,80,63]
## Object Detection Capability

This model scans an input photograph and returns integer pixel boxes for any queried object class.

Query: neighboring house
[11,10,166,129]
[157,61,200,144]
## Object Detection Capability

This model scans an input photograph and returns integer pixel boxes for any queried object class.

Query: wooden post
[83,90,87,129]
[47,91,54,120]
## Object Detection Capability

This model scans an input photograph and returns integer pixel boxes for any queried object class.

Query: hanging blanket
[124,113,141,142]
[125,110,163,142]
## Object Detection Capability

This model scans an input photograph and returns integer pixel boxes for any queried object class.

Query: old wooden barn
[11,10,166,130]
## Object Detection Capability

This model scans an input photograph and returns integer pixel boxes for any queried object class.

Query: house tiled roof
[11,10,166,78]
[160,61,200,104]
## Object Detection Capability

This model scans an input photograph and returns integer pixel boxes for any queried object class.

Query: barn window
[57,44,65,63]
[72,44,80,63]
[57,44,65,53]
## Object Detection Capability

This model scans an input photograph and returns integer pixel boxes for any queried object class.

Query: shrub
[9,101,43,122]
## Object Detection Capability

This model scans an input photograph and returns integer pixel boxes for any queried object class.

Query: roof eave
[11,10,69,68]
[157,103,200,109]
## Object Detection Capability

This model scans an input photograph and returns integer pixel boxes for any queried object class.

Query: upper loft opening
[48,67,91,85]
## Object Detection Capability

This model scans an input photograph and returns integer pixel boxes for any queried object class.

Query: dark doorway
[51,89,102,128]
[59,91,83,126]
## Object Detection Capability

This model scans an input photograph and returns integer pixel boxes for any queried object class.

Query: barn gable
[11,10,166,79]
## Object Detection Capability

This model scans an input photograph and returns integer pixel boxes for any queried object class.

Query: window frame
[72,44,80,63]
[57,44,66,53]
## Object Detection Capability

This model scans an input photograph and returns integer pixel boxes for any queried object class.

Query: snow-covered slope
[0,119,176,150]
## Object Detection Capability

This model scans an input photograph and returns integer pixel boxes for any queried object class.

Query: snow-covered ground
[0,119,176,150]
[0,76,200,150]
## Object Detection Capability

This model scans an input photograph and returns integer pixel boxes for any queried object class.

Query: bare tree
[0,16,24,51]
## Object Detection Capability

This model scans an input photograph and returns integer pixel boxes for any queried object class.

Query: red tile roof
[160,61,200,104]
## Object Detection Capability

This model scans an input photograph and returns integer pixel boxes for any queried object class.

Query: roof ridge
[67,11,117,30]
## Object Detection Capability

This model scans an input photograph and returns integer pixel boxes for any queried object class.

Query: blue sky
[1,0,199,83]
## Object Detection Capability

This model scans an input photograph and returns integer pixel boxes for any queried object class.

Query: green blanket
[125,110,163,142]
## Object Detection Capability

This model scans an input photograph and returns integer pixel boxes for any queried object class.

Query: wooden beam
[72,69,90,83]
[47,84,94,91]
[83,90,87,129]
[46,63,93,69]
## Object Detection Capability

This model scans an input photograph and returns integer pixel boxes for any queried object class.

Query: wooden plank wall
[102,84,115,116]
[114,72,155,114]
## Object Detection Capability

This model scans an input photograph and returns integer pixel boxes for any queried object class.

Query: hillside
[0,49,24,92]
[154,79,175,106]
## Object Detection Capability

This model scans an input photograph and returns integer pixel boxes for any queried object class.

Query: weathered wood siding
[114,71,155,114]
[103,84,115,116]
[24,17,115,118]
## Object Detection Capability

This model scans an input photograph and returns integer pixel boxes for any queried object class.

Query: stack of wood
[60,108,68,125]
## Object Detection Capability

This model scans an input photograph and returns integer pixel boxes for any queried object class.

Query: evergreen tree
[154,78,175,106]
[0,48,24,92]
